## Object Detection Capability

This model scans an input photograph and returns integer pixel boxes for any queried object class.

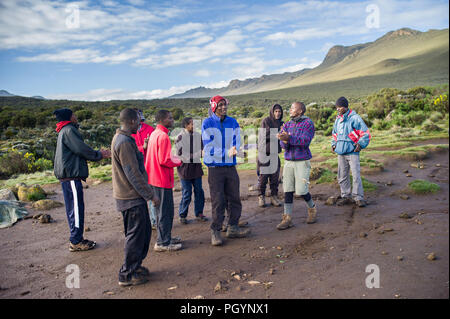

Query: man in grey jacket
[112,108,160,287]
[53,108,110,252]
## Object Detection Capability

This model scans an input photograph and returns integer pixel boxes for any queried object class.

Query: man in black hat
[53,108,110,252]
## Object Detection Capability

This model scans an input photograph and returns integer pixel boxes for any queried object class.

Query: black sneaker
[69,239,96,252]
[135,266,150,278]
[118,272,149,287]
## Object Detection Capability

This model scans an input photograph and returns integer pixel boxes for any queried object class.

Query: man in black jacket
[53,108,110,252]
[257,104,284,207]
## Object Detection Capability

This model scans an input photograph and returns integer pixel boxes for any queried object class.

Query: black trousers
[119,203,151,282]
[257,157,281,197]
[208,166,242,231]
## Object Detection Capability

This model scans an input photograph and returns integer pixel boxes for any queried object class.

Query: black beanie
[336,97,348,108]
[53,108,73,122]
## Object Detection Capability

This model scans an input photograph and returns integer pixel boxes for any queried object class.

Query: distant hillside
[0,90,15,97]
[171,28,449,98]
[0,90,46,99]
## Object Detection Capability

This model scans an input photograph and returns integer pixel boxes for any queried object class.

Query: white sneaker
[154,243,182,252]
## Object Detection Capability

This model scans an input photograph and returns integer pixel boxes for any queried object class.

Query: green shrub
[408,179,440,194]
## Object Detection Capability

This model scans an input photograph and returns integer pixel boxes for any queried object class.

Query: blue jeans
[148,201,157,226]
[179,178,205,218]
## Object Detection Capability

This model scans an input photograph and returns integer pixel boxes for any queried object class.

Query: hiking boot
[196,214,208,222]
[270,195,282,207]
[276,214,292,230]
[69,239,96,252]
[211,229,223,246]
[226,224,250,238]
[135,266,150,278]
[306,206,317,224]
[238,220,249,227]
[153,243,182,252]
[179,217,188,224]
[356,199,367,207]
[118,272,149,287]
[170,236,182,245]
[337,197,354,206]
[258,195,265,207]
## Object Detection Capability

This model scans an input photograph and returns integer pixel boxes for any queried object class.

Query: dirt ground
[0,146,448,299]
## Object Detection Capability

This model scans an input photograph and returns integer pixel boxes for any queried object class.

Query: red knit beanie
[210,95,228,113]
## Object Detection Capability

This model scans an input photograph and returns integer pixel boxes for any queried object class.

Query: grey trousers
[152,186,174,246]
[337,154,364,201]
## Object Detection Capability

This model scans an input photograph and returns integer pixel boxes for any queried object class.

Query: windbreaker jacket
[54,123,102,180]
[131,122,154,164]
[145,124,181,189]
[331,109,371,155]
[201,113,241,167]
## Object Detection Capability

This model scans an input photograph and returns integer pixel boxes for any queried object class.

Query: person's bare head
[120,108,140,134]
[289,102,306,118]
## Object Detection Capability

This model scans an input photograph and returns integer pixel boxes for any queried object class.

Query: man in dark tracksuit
[53,108,110,252]
[257,104,284,207]
[112,108,160,286]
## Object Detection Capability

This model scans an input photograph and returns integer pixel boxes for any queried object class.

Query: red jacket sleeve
[158,134,182,168]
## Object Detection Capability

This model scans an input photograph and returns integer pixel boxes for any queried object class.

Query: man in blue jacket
[331,97,371,207]
[202,95,250,246]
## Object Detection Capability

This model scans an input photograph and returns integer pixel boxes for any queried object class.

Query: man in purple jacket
[277,102,317,230]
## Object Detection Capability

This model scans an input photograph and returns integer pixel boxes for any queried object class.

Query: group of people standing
[53,94,370,287]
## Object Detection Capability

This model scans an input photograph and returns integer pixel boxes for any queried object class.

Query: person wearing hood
[276,102,317,230]
[257,104,284,207]
[53,108,110,252]
[331,97,371,207]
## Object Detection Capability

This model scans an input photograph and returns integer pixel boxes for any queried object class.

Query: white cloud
[163,22,205,36]
[194,69,211,77]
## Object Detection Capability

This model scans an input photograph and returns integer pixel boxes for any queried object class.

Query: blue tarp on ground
[0,200,29,228]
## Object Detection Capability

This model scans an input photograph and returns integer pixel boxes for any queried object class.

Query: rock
[402,170,409,174]
[386,181,393,186]
[399,212,412,219]
[233,274,241,281]
[168,286,178,290]
[359,232,368,238]
[38,214,52,224]
[85,227,91,232]
[435,163,441,167]
[406,174,412,177]
[268,268,275,275]
[32,199,63,210]
[397,256,404,261]
[214,281,222,293]
[248,280,260,285]
[0,189,17,201]
[399,195,409,200]
[381,251,388,255]
[427,253,436,261]
[193,295,205,299]
[325,196,337,206]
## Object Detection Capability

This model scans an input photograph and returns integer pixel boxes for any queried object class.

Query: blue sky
[0,0,448,100]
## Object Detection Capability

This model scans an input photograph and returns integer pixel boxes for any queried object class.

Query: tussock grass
[408,179,440,194]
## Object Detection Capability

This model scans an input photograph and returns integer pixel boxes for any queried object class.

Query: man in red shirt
[131,109,157,228]
[145,110,183,252]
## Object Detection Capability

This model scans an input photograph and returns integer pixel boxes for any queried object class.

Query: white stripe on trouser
[70,180,80,228]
